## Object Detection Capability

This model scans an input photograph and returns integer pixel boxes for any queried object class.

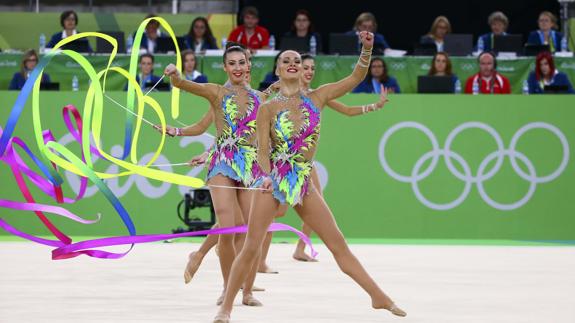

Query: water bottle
[309,35,317,55]
[522,80,529,95]
[72,75,79,91]
[126,33,134,54]
[472,78,480,95]
[561,35,568,52]
[454,79,461,94]
[477,37,484,52]
[39,33,46,53]
[221,37,227,49]
[269,35,275,50]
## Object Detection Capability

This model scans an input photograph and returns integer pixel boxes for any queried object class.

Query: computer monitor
[96,31,125,53]
[544,85,570,94]
[60,38,91,53]
[329,33,359,55]
[155,36,187,53]
[280,36,310,53]
[493,34,523,55]
[443,34,473,56]
[39,82,60,91]
[524,44,550,56]
[413,43,437,56]
[417,75,454,93]
[143,80,170,92]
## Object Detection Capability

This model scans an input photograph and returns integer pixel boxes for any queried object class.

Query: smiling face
[276,50,302,81]
[301,58,315,86]
[223,51,248,84]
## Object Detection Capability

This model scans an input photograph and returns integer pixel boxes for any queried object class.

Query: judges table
[1,52,575,93]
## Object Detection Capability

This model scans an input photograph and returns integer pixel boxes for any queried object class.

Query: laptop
[524,44,550,56]
[417,75,454,93]
[96,31,125,54]
[443,34,473,56]
[493,34,523,55]
[413,43,437,56]
[280,36,309,53]
[61,38,91,53]
[544,85,570,94]
[155,36,187,53]
[39,82,60,91]
[329,33,359,55]
[143,80,170,92]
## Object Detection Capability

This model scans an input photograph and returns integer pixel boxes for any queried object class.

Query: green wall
[1,92,574,241]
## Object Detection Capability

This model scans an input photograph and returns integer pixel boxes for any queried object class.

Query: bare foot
[257,264,278,274]
[373,298,407,317]
[216,290,225,306]
[242,293,263,306]
[292,250,318,262]
[213,312,230,323]
[240,285,266,292]
[184,251,204,284]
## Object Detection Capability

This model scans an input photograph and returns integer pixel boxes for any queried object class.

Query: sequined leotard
[257,93,321,205]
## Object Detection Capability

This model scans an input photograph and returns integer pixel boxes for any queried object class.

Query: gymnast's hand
[358,31,374,50]
[152,124,178,137]
[260,177,273,193]
[164,64,180,78]
[188,151,208,166]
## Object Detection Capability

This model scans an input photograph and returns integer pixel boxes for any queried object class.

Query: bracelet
[175,128,183,136]
[356,60,369,68]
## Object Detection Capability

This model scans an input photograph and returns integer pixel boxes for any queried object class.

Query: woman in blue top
[527,11,565,52]
[527,51,575,94]
[345,12,390,54]
[9,49,50,90]
[352,57,400,94]
[181,50,208,83]
[477,11,509,52]
[46,10,92,52]
[427,52,459,91]
[183,17,218,53]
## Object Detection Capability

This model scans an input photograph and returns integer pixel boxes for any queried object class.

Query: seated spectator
[527,51,574,94]
[477,11,509,52]
[184,17,218,53]
[46,10,92,52]
[258,51,281,91]
[345,12,390,54]
[527,11,565,52]
[282,9,323,53]
[465,52,511,94]
[352,57,400,94]
[137,14,162,54]
[9,49,51,90]
[125,53,162,91]
[228,6,270,50]
[428,52,459,87]
[420,16,451,52]
[181,50,208,83]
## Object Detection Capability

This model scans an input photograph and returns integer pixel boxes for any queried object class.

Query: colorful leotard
[266,95,321,205]
[206,87,265,187]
